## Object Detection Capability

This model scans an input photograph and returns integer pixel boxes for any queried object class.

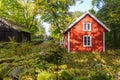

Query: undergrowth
[0,40,120,80]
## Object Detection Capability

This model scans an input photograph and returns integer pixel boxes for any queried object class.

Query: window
[83,22,91,31]
[83,35,92,47]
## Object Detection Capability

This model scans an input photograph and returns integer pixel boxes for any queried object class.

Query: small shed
[63,12,110,52]
[0,18,31,42]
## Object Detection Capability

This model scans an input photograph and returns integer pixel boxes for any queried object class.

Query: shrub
[73,76,89,80]
[44,44,65,66]
[0,64,11,79]
[115,49,120,56]
[90,70,113,80]
[37,71,56,80]
[79,76,89,80]
[14,42,33,56]
[60,70,75,80]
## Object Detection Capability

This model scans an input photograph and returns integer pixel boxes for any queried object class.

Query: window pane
[88,37,90,45]
[87,24,90,30]
[88,37,90,41]
[84,24,86,30]
[88,40,90,45]
[84,36,91,46]
[84,37,87,45]
[84,23,91,31]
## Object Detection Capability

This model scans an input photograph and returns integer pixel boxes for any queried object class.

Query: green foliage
[0,64,11,79]
[35,0,82,40]
[115,49,120,56]
[92,0,120,48]
[0,0,38,33]
[35,20,45,38]
[60,70,75,80]
[9,37,18,55]
[78,76,89,80]
[90,70,113,80]
[0,41,120,79]
[0,0,83,40]
[45,53,63,66]
[0,42,33,58]
[59,69,89,80]
[43,41,66,65]
[37,71,56,80]
[20,42,33,55]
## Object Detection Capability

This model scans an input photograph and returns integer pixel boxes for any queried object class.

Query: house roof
[0,17,31,33]
[63,12,110,33]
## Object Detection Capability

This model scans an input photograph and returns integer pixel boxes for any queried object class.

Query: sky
[69,0,92,12]
[43,0,92,35]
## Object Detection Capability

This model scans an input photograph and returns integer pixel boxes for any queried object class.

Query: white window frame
[83,22,91,31]
[83,35,92,47]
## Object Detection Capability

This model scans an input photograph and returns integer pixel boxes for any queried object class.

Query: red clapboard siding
[63,12,110,52]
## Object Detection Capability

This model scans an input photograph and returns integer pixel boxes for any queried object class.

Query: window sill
[83,30,91,31]
[83,45,92,47]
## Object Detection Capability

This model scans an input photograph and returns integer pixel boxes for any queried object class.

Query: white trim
[63,35,65,47]
[83,35,92,47]
[90,14,110,32]
[83,22,91,31]
[103,32,105,52]
[68,31,70,52]
[90,36,92,46]
[63,12,110,33]
[90,23,92,31]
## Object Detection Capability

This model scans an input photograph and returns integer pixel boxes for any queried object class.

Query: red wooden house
[63,12,110,52]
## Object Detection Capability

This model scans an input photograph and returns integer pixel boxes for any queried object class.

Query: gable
[81,15,106,32]
[63,12,110,34]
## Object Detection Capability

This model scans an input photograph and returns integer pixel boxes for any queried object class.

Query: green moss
[37,71,56,80]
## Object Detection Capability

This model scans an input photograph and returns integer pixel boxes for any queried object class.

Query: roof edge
[88,12,110,32]
[63,12,110,34]
[0,17,31,33]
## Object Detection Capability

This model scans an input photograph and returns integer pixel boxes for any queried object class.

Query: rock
[39,52,45,56]
[8,68,23,79]
[3,64,10,70]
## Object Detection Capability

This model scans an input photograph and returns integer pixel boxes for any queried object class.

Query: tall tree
[0,0,38,32]
[92,0,120,48]
[35,0,82,40]
[49,11,83,39]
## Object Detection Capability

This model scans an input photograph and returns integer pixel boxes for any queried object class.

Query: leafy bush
[44,43,66,65]
[115,49,120,56]
[60,70,75,80]
[37,71,56,80]
[20,42,32,54]
[90,70,113,80]
[0,64,11,79]
[73,76,89,80]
